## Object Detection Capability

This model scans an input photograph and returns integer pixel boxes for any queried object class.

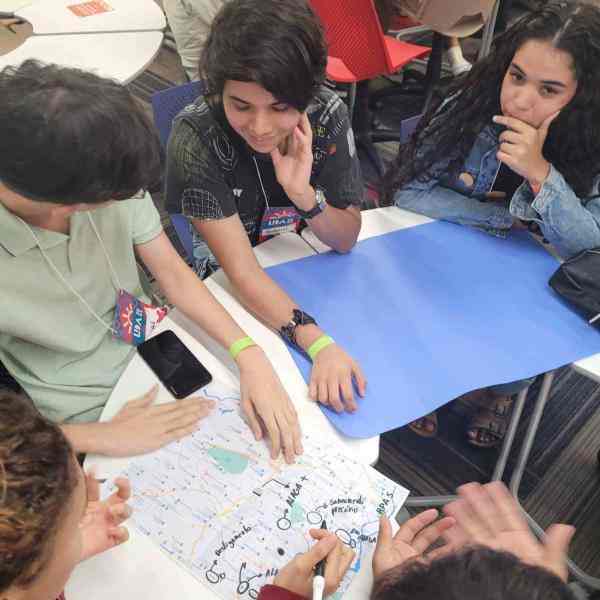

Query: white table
[69,232,385,600]
[0,0,164,84]
[573,355,600,384]
[15,0,165,34]
[0,30,163,82]
[302,205,432,251]
[0,0,31,10]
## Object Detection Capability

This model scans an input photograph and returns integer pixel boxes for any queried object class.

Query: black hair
[0,60,161,204]
[199,0,327,112]
[372,547,574,600]
[382,0,600,204]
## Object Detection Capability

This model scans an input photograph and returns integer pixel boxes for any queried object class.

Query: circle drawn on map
[277,548,285,556]
[237,581,259,598]
[335,528,357,549]
[277,517,291,531]
[306,511,323,525]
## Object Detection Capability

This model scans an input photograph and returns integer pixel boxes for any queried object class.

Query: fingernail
[492,116,499,122]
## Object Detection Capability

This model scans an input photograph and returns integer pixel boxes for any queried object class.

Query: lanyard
[18,212,122,334]
[252,156,271,210]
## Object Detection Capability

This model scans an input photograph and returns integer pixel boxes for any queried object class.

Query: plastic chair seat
[385,36,431,72]
[151,80,205,261]
[327,37,429,83]
[327,56,357,83]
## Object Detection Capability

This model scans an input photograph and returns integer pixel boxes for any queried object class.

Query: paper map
[120,381,408,599]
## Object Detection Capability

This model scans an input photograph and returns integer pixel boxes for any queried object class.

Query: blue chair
[151,80,205,261]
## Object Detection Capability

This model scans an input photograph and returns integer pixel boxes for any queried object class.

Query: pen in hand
[312,520,327,600]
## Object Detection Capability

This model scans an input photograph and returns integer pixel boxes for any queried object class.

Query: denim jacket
[394,124,600,259]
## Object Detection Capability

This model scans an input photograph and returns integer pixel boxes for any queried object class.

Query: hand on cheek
[271,112,315,210]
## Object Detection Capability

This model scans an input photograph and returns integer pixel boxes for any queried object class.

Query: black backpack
[549,248,600,329]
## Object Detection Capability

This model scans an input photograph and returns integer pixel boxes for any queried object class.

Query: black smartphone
[137,330,212,399]
[490,162,525,199]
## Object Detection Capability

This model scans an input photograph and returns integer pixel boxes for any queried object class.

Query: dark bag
[549,248,600,328]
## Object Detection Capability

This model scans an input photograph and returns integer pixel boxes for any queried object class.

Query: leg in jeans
[163,0,227,81]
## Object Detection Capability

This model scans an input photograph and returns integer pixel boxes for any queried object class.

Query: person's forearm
[306,202,361,253]
[291,183,361,253]
[227,264,325,351]
[159,262,248,350]
[61,422,112,455]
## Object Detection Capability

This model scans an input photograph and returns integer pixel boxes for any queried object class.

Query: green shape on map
[207,447,249,474]
[289,501,305,524]
[330,592,343,600]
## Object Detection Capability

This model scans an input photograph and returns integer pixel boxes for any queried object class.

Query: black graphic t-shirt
[165,85,364,278]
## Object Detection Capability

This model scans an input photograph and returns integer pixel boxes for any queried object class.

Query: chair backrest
[151,81,206,262]
[309,0,394,80]
[151,80,205,149]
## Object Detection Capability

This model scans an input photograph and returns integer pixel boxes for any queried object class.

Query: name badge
[112,289,168,346]
[259,206,301,242]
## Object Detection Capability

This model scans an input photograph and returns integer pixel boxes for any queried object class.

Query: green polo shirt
[0,195,163,423]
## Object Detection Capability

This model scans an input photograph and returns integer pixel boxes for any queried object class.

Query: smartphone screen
[137,330,212,399]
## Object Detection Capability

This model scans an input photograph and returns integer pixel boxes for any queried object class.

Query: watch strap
[296,189,326,220]
[280,309,317,346]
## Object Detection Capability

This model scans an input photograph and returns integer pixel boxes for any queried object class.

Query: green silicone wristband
[229,336,256,360]
[307,335,335,361]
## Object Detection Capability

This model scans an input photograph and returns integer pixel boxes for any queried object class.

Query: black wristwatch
[295,188,327,220]
[280,309,317,346]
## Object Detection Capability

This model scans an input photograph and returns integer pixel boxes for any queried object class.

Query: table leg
[478,0,501,59]
[404,384,529,509]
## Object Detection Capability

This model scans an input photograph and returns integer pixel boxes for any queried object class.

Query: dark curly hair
[0,391,77,591]
[199,0,327,112]
[382,0,600,204]
[372,547,574,600]
[0,60,161,204]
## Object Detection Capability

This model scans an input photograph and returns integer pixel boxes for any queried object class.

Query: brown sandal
[409,411,438,438]
[466,395,514,448]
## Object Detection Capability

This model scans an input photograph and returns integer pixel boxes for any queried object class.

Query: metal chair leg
[404,371,600,590]
[479,0,501,59]
[405,384,530,509]
[509,372,600,591]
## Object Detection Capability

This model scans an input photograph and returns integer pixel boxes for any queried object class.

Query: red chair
[309,0,431,178]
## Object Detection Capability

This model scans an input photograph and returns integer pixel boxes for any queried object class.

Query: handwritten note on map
[120,381,408,600]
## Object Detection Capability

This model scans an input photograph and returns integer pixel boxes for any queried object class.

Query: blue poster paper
[266,221,600,438]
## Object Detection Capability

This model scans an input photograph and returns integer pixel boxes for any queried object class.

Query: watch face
[315,189,327,211]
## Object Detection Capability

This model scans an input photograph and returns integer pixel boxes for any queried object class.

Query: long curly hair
[382,0,600,204]
[0,391,76,592]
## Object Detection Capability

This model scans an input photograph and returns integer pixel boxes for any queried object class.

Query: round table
[0,0,165,83]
